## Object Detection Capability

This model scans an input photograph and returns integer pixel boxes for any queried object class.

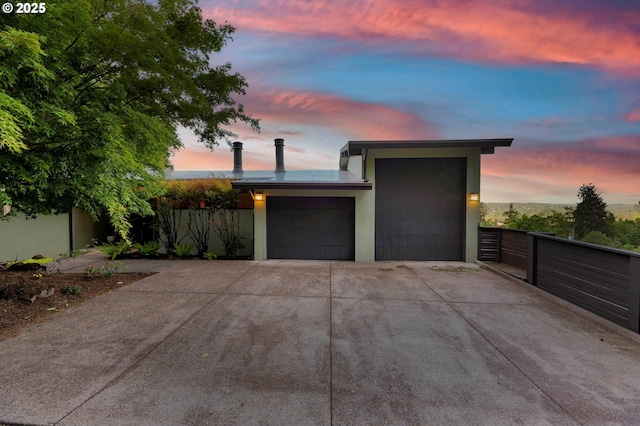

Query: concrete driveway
[2,259,640,425]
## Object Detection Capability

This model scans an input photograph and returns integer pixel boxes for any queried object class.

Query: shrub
[135,241,160,257]
[173,242,194,258]
[98,242,131,260]
[61,285,82,295]
[581,230,613,247]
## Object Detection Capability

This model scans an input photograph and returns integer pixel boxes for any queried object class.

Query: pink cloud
[625,109,640,122]
[205,0,640,75]
[244,88,437,140]
[482,136,640,203]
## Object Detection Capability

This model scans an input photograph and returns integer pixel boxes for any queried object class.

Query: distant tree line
[481,184,640,252]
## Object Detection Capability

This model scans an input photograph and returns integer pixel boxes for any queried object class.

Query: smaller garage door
[267,197,355,260]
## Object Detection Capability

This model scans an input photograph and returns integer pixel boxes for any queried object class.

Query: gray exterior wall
[0,211,70,261]
[71,208,104,250]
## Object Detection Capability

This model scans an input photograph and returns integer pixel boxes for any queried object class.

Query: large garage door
[267,197,355,260]
[375,158,466,260]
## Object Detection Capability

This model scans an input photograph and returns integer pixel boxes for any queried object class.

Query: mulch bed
[0,271,153,342]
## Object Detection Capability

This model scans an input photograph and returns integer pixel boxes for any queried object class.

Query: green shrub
[173,242,194,258]
[581,231,613,247]
[135,241,160,256]
[61,285,82,295]
[98,242,131,260]
[202,252,218,260]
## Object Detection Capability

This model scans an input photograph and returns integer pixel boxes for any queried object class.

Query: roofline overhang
[340,138,514,157]
[231,181,372,191]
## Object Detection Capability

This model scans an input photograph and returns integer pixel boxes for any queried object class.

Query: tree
[573,184,611,239]
[503,203,519,226]
[0,0,259,238]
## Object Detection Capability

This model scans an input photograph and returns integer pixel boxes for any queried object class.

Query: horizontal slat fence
[478,227,549,271]
[478,227,500,262]
[500,229,529,270]
[527,233,640,333]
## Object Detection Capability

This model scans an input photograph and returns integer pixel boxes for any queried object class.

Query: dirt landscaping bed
[0,271,153,342]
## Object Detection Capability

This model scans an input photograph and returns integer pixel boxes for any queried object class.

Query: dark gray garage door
[267,197,355,260]
[375,158,466,261]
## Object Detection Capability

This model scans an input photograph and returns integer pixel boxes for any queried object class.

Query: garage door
[267,197,355,260]
[375,158,466,261]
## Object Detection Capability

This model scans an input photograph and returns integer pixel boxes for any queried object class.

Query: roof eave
[344,138,513,156]
[231,181,372,191]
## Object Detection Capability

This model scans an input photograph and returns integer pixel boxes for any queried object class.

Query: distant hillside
[483,203,640,221]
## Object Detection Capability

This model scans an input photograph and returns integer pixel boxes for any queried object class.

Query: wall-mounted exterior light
[251,190,264,201]
[469,193,480,202]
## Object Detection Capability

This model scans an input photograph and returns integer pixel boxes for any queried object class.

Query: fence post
[629,256,640,333]
[526,233,537,285]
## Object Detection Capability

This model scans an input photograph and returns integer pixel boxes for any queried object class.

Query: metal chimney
[274,138,285,173]
[232,141,243,174]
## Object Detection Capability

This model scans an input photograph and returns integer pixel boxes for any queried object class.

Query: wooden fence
[478,227,550,270]
[479,227,640,333]
[527,233,640,333]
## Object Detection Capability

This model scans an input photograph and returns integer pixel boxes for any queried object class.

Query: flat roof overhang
[341,138,514,157]
[232,181,372,191]
[230,169,372,191]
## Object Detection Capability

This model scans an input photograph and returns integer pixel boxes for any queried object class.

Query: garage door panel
[375,158,466,261]
[267,197,355,260]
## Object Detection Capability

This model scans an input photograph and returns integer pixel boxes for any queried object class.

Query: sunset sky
[170,0,640,204]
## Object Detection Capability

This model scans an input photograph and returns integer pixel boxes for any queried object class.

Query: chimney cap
[274,138,285,145]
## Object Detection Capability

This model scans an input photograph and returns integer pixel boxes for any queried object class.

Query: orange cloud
[205,1,640,75]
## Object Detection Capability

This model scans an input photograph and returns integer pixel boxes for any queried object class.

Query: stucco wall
[71,208,102,250]
[0,211,70,261]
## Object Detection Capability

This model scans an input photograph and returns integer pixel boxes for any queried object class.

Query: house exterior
[2,137,511,262]
[230,138,512,262]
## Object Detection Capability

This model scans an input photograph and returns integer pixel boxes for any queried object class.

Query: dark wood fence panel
[501,229,529,270]
[478,228,500,261]
[528,233,640,333]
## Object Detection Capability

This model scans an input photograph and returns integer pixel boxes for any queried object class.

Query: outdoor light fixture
[469,193,480,202]
[251,191,264,201]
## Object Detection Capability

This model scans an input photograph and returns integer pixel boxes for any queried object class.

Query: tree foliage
[0,0,259,238]
[500,183,639,252]
[573,184,612,239]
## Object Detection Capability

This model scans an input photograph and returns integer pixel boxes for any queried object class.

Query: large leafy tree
[0,0,259,238]
[573,184,612,239]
